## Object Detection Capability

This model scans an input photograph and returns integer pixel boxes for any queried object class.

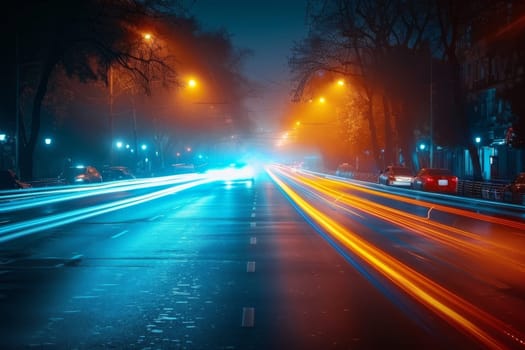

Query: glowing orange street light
[319,96,326,104]
[188,79,197,88]
[143,33,152,41]
[337,79,345,86]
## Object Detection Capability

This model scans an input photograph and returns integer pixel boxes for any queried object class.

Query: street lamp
[188,78,197,89]
[0,133,6,169]
[475,136,483,178]
[109,31,155,165]
[44,137,52,145]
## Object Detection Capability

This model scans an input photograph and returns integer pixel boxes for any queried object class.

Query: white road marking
[250,222,256,228]
[250,237,257,245]
[148,215,164,221]
[111,230,129,239]
[72,295,99,299]
[241,307,255,327]
[251,213,256,218]
[246,261,256,272]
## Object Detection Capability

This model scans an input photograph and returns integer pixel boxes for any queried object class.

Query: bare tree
[432,0,503,179]
[290,0,433,170]
[9,0,183,180]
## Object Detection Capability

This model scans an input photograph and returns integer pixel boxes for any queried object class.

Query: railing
[332,170,524,205]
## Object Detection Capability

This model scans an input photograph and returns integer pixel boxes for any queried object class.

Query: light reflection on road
[0,175,215,243]
[267,165,525,349]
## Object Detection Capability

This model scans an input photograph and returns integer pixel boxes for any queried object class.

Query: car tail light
[422,175,434,182]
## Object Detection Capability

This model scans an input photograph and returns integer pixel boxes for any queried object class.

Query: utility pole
[15,32,20,178]
[430,54,434,168]
[109,65,114,165]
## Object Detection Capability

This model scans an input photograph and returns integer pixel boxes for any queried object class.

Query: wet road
[0,169,524,349]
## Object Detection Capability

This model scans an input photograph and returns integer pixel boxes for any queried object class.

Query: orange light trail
[285,169,525,269]
[267,165,525,349]
[325,174,525,231]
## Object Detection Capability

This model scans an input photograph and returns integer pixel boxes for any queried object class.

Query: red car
[411,168,458,193]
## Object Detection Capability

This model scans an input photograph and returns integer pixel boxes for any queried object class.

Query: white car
[378,166,413,187]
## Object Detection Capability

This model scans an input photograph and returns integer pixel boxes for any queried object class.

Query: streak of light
[287,165,524,230]
[281,168,525,271]
[0,174,209,213]
[0,178,215,243]
[329,172,524,231]
[267,165,525,349]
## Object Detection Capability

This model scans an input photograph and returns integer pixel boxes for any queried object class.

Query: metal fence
[334,171,524,205]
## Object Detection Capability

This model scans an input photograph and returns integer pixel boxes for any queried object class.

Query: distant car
[378,166,413,187]
[205,161,255,184]
[411,168,458,193]
[101,166,135,182]
[503,172,525,204]
[61,165,103,184]
[336,163,354,178]
[0,169,31,190]
[171,163,196,174]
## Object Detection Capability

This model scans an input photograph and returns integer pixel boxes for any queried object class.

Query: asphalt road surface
[0,169,523,349]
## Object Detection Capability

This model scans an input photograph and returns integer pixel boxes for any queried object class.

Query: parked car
[503,172,525,204]
[378,166,413,187]
[171,163,196,174]
[412,168,458,193]
[336,163,354,178]
[61,165,103,184]
[0,169,31,190]
[101,166,135,182]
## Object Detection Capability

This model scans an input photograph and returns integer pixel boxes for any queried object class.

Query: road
[0,166,524,349]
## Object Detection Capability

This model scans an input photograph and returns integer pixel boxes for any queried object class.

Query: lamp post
[429,54,434,168]
[475,136,482,179]
[0,133,6,170]
[15,33,20,178]
[108,65,114,165]
[115,140,123,165]
[108,32,153,166]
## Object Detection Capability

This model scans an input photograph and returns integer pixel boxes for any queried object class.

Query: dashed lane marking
[241,307,255,327]
[148,215,164,222]
[111,230,129,239]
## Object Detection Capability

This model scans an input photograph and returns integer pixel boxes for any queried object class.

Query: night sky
[189,0,309,130]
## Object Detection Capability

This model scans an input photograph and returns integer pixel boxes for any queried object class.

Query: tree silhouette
[6,0,181,179]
